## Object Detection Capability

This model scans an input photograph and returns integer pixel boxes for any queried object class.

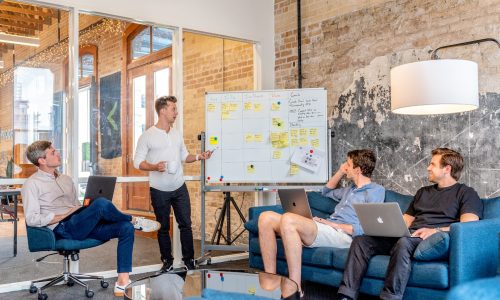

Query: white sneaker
[114,279,131,297]
[133,217,160,232]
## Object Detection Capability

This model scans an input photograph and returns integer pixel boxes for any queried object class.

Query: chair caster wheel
[100,280,109,288]
[67,279,75,287]
[85,289,94,298]
[207,258,212,265]
[38,293,48,300]
[29,285,37,294]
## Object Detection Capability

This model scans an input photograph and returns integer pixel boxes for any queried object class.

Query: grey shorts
[305,221,353,248]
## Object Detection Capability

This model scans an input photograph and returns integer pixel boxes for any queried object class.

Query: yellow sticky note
[291,138,299,146]
[221,103,229,112]
[309,128,318,137]
[207,103,216,112]
[290,163,299,175]
[244,102,253,110]
[272,150,282,159]
[254,103,262,112]
[209,136,219,145]
[300,128,308,136]
[245,134,254,143]
[229,103,238,111]
[291,129,299,138]
[247,164,255,174]
[248,287,256,295]
[300,137,308,146]
[272,118,284,129]
[280,132,289,142]
[271,102,280,111]
[311,139,320,148]
[270,132,280,142]
[254,134,263,142]
[222,111,230,120]
[271,141,280,148]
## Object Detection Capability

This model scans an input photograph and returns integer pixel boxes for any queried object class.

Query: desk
[0,188,20,256]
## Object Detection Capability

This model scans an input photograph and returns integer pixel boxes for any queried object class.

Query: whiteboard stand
[196,129,333,266]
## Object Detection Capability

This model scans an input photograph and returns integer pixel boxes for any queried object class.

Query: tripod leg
[210,196,227,245]
[231,197,247,223]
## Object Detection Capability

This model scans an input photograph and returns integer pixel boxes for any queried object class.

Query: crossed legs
[258,211,317,291]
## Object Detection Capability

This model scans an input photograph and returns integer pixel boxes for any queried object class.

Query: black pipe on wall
[297,0,302,88]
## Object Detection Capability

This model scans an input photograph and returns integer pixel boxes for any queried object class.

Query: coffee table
[124,269,299,299]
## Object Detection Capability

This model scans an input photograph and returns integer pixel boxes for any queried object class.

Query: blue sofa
[245,190,500,299]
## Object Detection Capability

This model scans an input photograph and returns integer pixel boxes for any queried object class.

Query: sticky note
[244,102,253,110]
[222,111,230,120]
[291,129,299,138]
[229,103,239,111]
[280,132,289,142]
[273,150,282,159]
[291,138,299,146]
[271,102,280,111]
[309,128,318,137]
[300,137,308,146]
[311,139,320,148]
[300,128,308,136]
[245,134,254,143]
[290,163,299,175]
[221,103,229,112]
[207,103,216,112]
[247,164,255,174]
[270,132,280,142]
[254,103,262,112]
[272,118,284,129]
[271,141,280,148]
[209,136,219,145]
[254,134,263,142]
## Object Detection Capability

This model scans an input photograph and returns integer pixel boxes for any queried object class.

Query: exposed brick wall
[183,32,254,241]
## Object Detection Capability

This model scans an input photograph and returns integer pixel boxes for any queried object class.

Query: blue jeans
[150,184,194,264]
[53,198,134,273]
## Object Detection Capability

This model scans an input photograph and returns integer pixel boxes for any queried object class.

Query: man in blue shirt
[258,149,385,295]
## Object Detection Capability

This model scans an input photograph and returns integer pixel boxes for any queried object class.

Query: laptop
[278,189,313,219]
[61,176,117,222]
[353,203,411,237]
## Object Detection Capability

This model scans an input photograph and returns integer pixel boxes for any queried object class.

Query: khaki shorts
[305,221,353,248]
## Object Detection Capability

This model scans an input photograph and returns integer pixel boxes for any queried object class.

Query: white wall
[40,0,275,89]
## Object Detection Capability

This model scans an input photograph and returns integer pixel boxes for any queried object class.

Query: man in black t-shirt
[337,148,483,300]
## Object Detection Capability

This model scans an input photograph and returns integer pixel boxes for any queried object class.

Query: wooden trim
[127,47,172,70]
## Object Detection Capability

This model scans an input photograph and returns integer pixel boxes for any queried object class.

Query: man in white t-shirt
[134,96,212,272]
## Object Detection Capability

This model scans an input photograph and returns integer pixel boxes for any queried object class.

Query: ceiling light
[0,32,40,47]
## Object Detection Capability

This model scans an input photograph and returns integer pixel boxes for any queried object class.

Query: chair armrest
[449,218,500,286]
[26,225,56,252]
[248,205,284,221]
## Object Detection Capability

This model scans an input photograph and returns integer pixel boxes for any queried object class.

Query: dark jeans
[150,184,194,264]
[53,198,134,273]
[338,235,423,300]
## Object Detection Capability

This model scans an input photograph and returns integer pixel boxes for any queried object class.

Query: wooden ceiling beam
[0,24,34,36]
[0,12,48,26]
[0,2,56,19]
[0,18,38,30]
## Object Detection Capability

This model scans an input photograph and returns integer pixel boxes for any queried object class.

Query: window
[130,26,172,61]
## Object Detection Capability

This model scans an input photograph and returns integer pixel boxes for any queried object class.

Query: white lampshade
[390,59,478,115]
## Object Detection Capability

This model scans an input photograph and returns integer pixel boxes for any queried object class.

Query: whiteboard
[205,88,328,183]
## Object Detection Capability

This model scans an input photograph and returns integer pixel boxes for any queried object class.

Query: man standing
[22,140,160,297]
[337,148,483,300]
[258,149,385,294]
[134,96,212,272]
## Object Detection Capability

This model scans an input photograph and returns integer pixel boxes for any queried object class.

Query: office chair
[26,225,109,300]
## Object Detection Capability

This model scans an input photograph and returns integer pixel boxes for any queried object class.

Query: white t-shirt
[133,126,189,192]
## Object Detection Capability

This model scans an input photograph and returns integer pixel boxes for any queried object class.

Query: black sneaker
[184,259,196,270]
[159,261,173,273]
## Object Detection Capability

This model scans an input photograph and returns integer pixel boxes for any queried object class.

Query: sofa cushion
[307,192,337,218]
[482,196,500,219]
[244,219,259,235]
[413,231,450,261]
[384,190,412,212]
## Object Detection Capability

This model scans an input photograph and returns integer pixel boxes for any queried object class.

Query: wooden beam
[0,18,38,30]
[0,24,34,36]
[0,12,48,26]
[0,2,56,19]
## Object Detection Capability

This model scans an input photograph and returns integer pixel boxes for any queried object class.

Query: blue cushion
[413,231,450,261]
[482,196,500,219]
[447,276,500,300]
[384,190,412,212]
[307,192,337,217]
[55,238,104,251]
[244,219,259,235]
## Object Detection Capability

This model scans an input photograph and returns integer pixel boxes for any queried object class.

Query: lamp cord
[431,38,500,59]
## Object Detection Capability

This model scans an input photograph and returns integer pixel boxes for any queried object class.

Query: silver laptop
[353,203,411,237]
[278,189,313,219]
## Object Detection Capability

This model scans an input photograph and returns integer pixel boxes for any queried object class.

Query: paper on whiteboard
[290,146,325,173]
